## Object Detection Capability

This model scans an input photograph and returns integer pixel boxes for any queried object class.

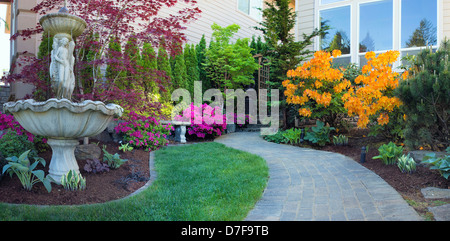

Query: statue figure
[52,36,72,99]
[50,38,59,92]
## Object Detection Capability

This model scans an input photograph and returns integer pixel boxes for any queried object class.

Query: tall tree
[195,34,210,92]
[185,43,199,95]
[157,41,173,103]
[140,42,158,94]
[255,0,324,128]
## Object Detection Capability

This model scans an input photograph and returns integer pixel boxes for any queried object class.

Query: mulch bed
[0,139,150,206]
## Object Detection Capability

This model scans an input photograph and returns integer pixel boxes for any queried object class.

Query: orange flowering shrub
[342,51,408,128]
[283,50,350,126]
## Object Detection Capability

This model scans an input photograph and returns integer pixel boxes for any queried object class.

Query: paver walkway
[215,132,423,221]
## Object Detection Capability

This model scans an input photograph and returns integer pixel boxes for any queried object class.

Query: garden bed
[0,139,150,206]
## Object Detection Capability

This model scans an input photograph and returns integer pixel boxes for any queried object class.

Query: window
[401,0,437,48]
[315,0,439,66]
[238,0,262,21]
[359,0,393,52]
[320,6,351,55]
[321,0,346,5]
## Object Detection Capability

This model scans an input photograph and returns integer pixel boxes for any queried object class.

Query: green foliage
[102,147,127,169]
[0,131,37,160]
[262,130,288,144]
[282,128,303,145]
[196,34,211,92]
[2,150,52,193]
[140,42,158,94]
[256,0,323,87]
[304,120,335,146]
[157,41,173,102]
[61,170,86,191]
[204,23,259,90]
[397,154,416,174]
[421,149,450,180]
[395,39,450,149]
[119,143,133,152]
[172,48,188,90]
[106,36,126,84]
[184,44,199,95]
[332,134,348,146]
[372,142,404,165]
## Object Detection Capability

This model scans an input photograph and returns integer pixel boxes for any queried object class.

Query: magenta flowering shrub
[114,111,173,151]
[175,103,227,139]
[0,113,35,142]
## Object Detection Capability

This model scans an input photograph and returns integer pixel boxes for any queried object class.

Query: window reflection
[320,6,351,54]
[359,0,393,52]
[238,0,262,21]
[401,0,437,48]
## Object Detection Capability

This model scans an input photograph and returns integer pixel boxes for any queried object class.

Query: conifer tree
[185,44,200,96]
[140,42,158,94]
[395,39,450,149]
[196,34,210,92]
[106,37,126,89]
[172,47,188,90]
[124,34,141,90]
[157,41,172,102]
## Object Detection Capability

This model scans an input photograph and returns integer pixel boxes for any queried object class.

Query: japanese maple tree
[5,0,201,119]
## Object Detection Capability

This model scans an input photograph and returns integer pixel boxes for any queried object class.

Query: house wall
[158,0,265,45]
[444,0,450,39]
[296,0,315,52]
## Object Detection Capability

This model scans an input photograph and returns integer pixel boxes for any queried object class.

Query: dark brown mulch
[0,139,150,206]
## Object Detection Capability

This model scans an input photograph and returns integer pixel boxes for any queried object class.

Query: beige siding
[444,0,450,39]
[296,0,315,51]
[158,0,264,45]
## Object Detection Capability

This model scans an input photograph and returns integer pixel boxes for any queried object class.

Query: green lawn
[0,142,268,221]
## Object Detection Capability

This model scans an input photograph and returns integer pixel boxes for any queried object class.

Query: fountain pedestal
[47,139,79,182]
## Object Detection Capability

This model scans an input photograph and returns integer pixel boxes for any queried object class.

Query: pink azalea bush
[0,113,35,142]
[175,103,227,139]
[114,111,173,151]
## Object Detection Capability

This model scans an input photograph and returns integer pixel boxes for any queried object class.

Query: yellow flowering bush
[283,49,407,131]
[283,50,350,126]
[342,51,408,128]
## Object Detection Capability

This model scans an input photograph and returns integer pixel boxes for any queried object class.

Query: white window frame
[314,0,441,68]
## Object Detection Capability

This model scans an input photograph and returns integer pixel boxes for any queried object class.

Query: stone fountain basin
[3,98,122,139]
[3,98,123,184]
[39,12,87,38]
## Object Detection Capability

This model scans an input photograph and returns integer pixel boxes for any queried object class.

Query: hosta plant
[421,151,450,180]
[304,120,335,146]
[333,134,348,146]
[102,147,127,169]
[61,170,86,191]
[283,128,303,145]
[397,154,416,174]
[2,150,52,192]
[373,142,404,165]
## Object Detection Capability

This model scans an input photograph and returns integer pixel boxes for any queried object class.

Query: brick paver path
[215,132,422,221]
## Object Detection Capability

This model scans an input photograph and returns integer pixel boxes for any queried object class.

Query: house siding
[296,0,315,51]
[444,0,450,39]
[158,0,264,45]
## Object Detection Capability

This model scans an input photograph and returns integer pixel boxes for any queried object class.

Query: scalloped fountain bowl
[3,98,123,184]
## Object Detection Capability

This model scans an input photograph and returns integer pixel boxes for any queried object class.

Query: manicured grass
[0,142,268,221]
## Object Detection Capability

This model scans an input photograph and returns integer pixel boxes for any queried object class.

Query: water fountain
[3,1,123,184]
